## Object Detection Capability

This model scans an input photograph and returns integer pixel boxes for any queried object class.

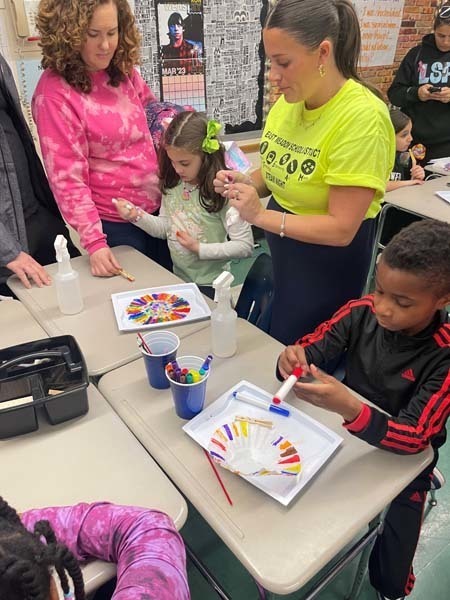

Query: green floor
[182,439,450,600]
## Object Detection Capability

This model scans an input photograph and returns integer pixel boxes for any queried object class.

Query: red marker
[273,366,303,404]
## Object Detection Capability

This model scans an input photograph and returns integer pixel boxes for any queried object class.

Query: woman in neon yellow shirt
[215,0,395,345]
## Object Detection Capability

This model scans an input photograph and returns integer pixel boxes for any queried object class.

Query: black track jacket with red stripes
[297,295,450,455]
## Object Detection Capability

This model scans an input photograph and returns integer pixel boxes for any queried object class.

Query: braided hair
[0,497,86,600]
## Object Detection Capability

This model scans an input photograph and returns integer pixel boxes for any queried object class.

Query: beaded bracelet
[279,212,286,238]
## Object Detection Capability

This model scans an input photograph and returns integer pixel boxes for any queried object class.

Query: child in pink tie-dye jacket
[0,497,189,600]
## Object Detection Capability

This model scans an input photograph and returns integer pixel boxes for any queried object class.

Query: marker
[233,391,290,417]
[201,354,213,371]
[273,366,303,404]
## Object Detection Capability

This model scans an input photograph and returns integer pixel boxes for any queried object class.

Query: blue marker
[233,390,290,417]
[201,354,213,371]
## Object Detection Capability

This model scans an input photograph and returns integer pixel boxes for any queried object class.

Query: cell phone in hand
[429,86,441,93]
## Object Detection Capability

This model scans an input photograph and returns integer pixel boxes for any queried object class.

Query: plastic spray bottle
[54,235,83,315]
[211,271,237,358]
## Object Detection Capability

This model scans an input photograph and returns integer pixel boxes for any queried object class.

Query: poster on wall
[353,0,405,67]
[155,0,206,111]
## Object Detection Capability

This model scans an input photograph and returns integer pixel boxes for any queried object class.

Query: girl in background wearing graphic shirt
[388,4,450,164]
[33,0,171,278]
[115,112,253,298]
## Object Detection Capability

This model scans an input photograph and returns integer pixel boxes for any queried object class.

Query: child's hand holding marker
[278,344,362,421]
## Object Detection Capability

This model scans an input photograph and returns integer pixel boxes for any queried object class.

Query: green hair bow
[202,120,222,154]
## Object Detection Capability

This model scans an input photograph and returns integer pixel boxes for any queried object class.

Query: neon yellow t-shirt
[261,79,395,218]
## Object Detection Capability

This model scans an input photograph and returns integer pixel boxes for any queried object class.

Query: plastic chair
[235,253,273,333]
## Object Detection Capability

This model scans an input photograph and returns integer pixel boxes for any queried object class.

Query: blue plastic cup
[166,355,210,419]
[140,331,180,389]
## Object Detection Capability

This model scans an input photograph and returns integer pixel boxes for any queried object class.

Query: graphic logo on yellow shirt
[260,137,318,182]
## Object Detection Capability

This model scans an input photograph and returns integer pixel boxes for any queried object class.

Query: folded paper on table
[183,380,343,506]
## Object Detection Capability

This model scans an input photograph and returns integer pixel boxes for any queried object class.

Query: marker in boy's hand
[278,344,309,380]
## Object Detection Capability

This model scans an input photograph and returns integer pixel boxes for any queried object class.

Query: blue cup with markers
[166,355,210,419]
[140,331,180,390]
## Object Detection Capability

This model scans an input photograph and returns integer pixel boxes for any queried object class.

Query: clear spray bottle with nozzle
[211,271,237,358]
[54,235,83,315]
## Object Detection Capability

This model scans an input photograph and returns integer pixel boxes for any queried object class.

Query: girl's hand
[175,230,199,253]
[228,183,264,225]
[278,345,309,380]
[410,165,425,181]
[294,364,362,422]
[113,198,140,222]
[90,247,122,277]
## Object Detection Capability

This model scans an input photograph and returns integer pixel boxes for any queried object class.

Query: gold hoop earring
[318,64,325,78]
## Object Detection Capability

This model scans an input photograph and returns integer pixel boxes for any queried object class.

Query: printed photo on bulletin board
[156,0,206,111]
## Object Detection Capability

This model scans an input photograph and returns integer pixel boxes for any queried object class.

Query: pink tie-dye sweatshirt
[21,502,190,599]
[32,69,161,255]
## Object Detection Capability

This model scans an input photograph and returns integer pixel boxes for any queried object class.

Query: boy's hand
[278,345,309,379]
[175,230,199,253]
[113,198,140,222]
[410,164,425,181]
[294,364,362,422]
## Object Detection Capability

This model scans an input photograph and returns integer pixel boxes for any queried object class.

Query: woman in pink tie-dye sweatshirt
[0,497,189,599]
[32,0,171,277]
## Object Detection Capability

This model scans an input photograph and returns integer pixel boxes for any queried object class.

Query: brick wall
[361,0,438,98]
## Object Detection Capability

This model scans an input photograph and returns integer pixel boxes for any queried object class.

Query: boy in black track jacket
[277,220,450,600]
[388,4,450,163]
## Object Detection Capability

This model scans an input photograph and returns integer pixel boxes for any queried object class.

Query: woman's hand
[431,87,450,104]
[278,345,309,379]
[113,198,140,222]
[294,364,363,422]
[90,247,122,277]
[175,230,199,253]
[228,182,265,225]
[213,170,252,196]
[410,164,425,181]
[6,252,51,289]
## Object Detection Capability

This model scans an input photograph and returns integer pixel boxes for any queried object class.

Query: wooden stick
[203,449,233,506]
[137,332,152,354]
[409,149,417,167]
[117,269,135,282]
[234,415,273,429]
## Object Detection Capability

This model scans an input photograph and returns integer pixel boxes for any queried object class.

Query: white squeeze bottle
[54,235,83,315]
[211,271,237,358]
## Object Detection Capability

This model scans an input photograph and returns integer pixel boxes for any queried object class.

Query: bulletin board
[135,0,267,132]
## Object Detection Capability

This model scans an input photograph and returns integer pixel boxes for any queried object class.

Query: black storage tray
[0,335,89,439]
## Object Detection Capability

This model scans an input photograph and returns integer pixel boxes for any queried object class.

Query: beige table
[99,318,432,597]
[0,384,187,595]
[8,246,212,376]
[365,175,450,292]
[0,299,47,348]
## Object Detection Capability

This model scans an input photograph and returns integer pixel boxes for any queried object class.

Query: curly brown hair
[36,0,141,93]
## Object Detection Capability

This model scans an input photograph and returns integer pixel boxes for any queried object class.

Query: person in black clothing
[277,219,450,600]
[382,109,424,245]
[388,3,450,164]
[0,52,78,296]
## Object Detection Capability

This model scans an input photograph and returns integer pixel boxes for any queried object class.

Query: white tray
[111,283,211,332]
[183,380,343,506]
